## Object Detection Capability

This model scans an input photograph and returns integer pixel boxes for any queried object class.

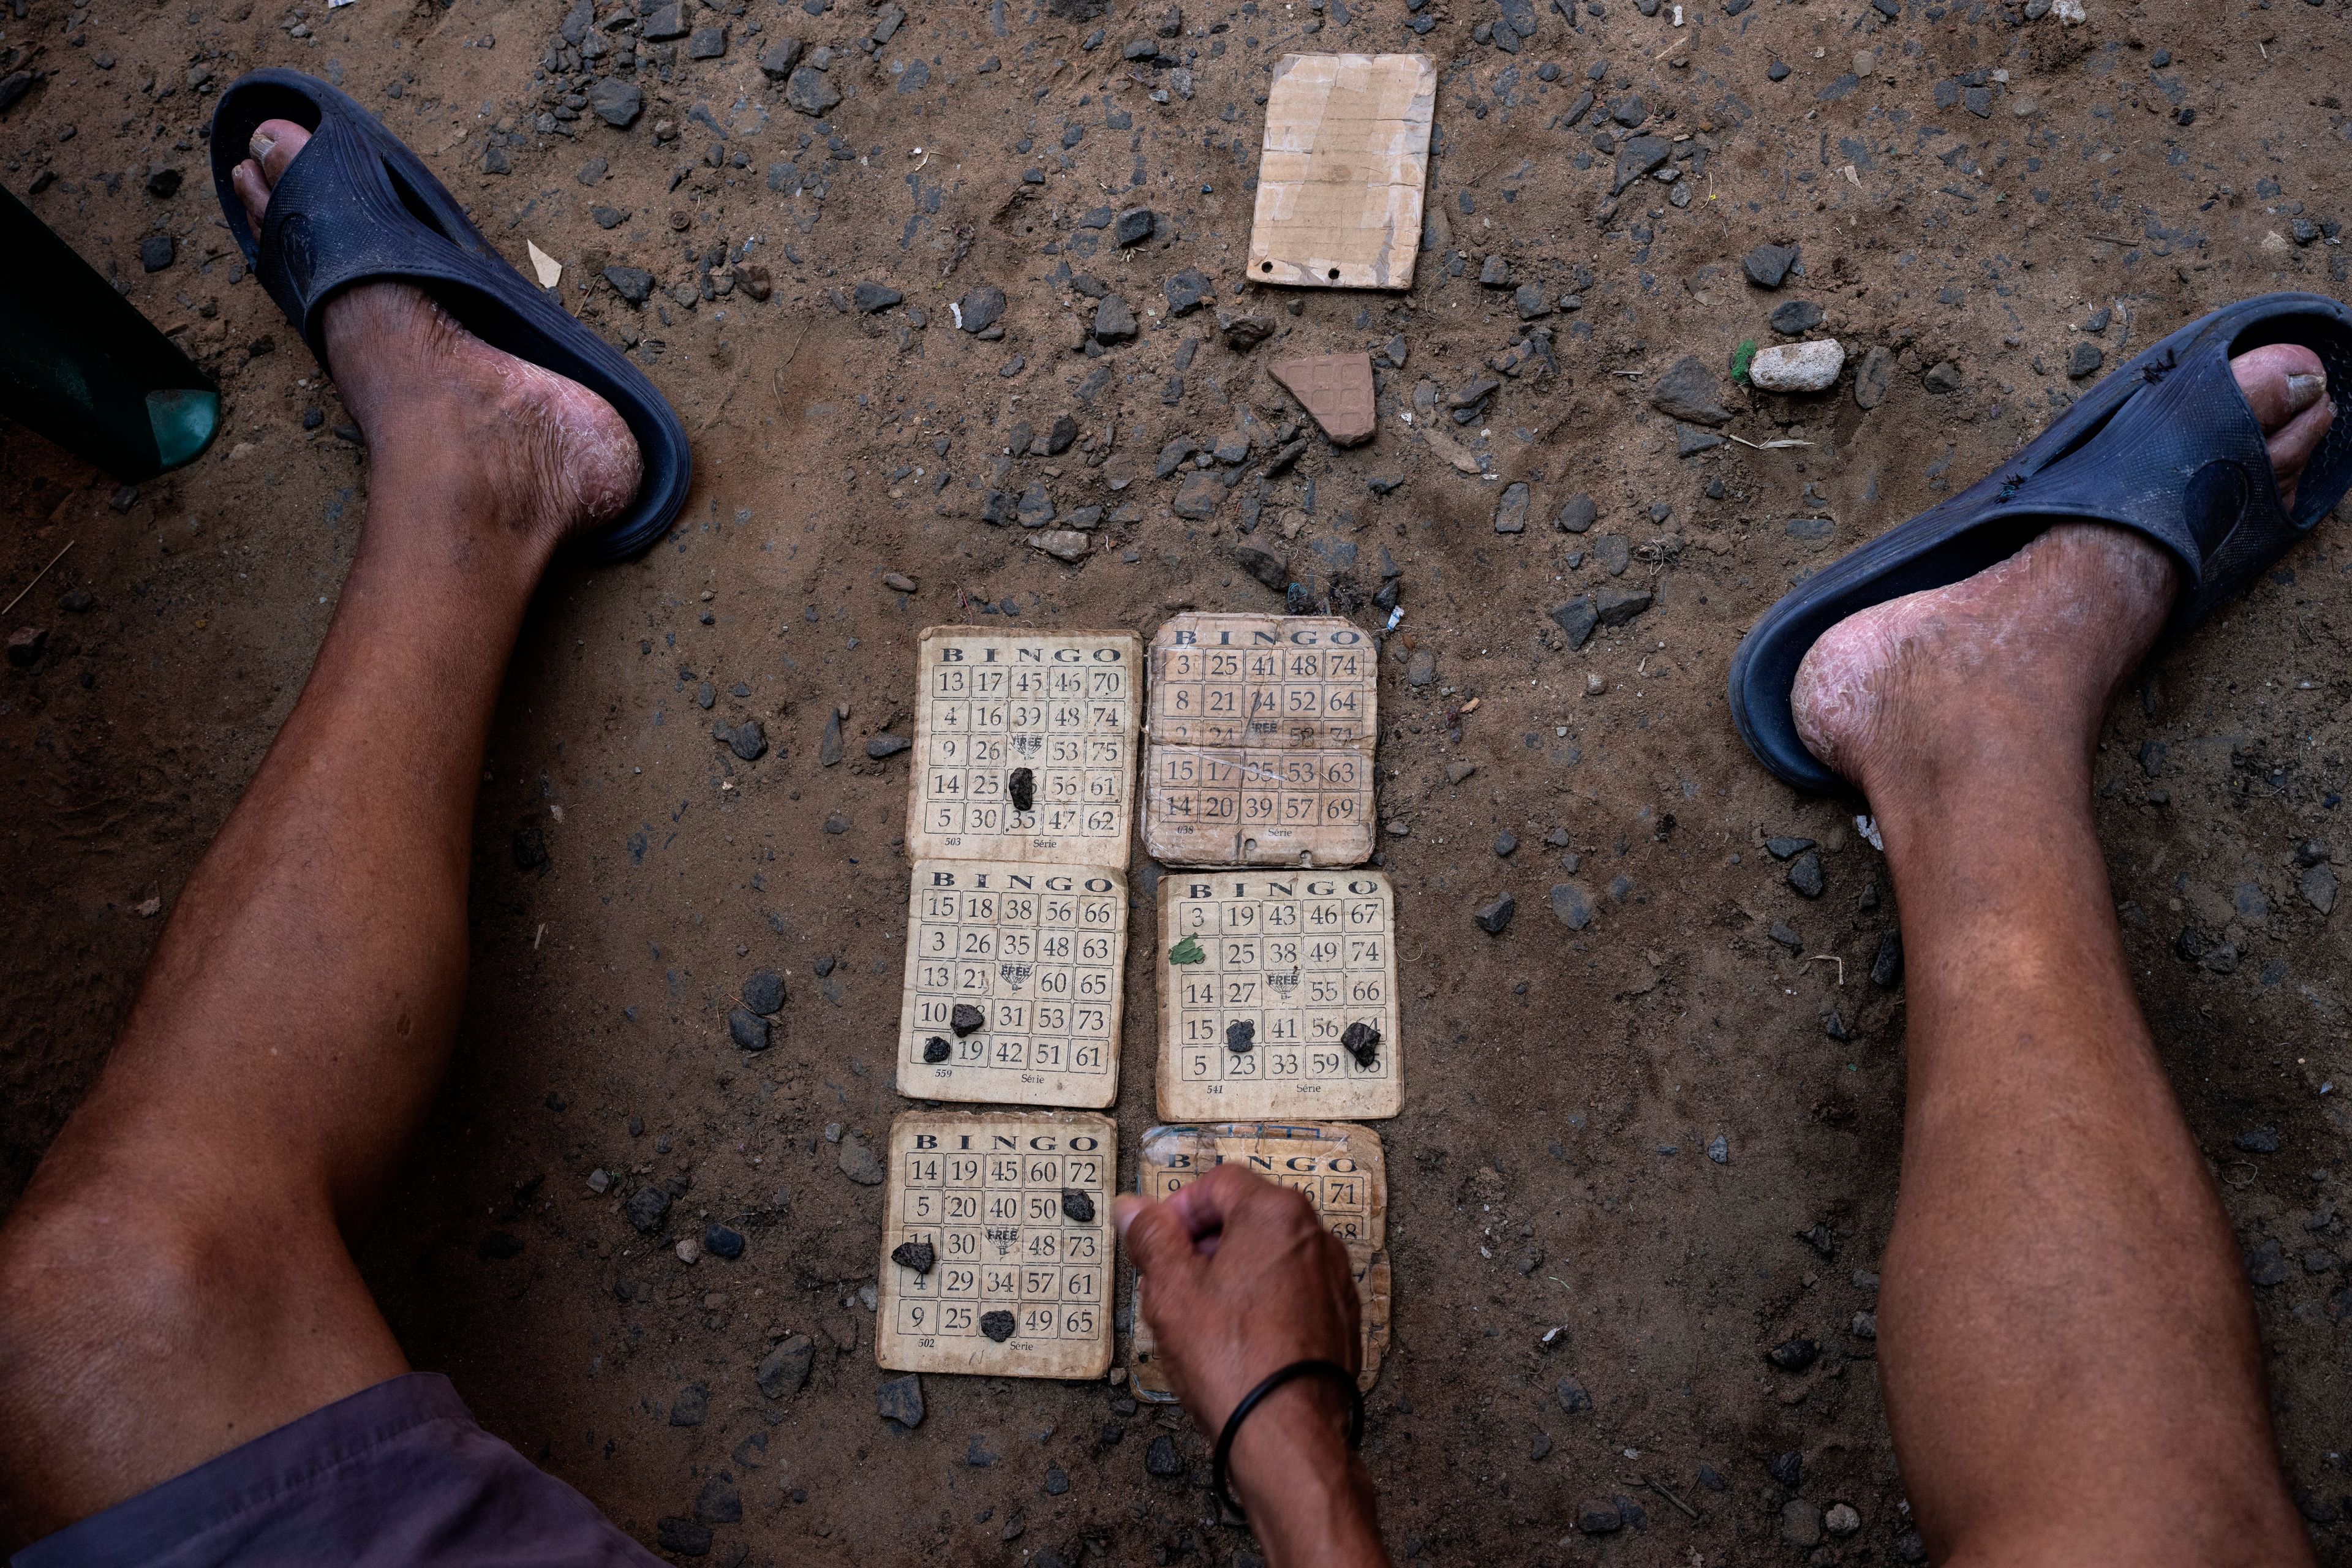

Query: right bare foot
[1789,344,2335,804]
[233,120,641,556]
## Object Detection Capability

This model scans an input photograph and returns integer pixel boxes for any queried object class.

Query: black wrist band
[1209,1357,1365,1522]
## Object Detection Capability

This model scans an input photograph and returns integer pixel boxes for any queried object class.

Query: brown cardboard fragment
[1248,52,1437,291]
[1268,353,1378,447]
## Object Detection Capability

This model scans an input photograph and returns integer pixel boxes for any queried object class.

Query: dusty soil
[4,0,2351,1561]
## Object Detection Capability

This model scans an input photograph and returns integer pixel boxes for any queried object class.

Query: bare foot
[1790,344,2335,800]
[233,120,641,554]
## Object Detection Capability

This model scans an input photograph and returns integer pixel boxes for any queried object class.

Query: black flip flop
[1730,291,2352,793]
[208,70,691,562]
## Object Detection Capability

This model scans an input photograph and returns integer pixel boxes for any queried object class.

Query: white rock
[2054,0,2084,21]
[1824,1503,1863,1537]
[1749,339,1846,393]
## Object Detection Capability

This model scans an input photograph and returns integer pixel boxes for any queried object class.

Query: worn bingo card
[1156,869,1401,1120]
[1142,614,1376,868]
[895,861,1126,1108]
[1129,1122,1390,1400]
[905,627,1142,868]
[876,1110,1115,1379]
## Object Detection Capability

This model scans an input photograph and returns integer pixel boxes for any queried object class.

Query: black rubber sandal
[1729,291,2352,793]
[209,69,692,562]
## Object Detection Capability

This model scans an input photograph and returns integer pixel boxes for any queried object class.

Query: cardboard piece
[1246,53,1437,292]
[1156,868,1401,1121]
[905,627,1142,868]
[1268,353,1377,447]
[895,859,1126,1108]
[1142,614,1378,868]
[1129,1121,1390,1398]
[875,1110,1116,1380]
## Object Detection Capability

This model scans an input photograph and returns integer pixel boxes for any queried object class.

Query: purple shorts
[10,1373,660,1568]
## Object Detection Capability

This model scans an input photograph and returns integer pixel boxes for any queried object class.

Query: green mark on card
[1168,935,1205,965]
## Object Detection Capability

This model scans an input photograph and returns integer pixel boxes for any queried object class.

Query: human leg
[1789,346,2332,1566]
[0,120,639,1540]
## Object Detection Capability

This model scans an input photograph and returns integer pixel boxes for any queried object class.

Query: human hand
[1114,1164,1389,1568]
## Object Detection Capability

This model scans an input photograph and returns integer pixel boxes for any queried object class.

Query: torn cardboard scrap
[1247,53,1436,292]
[1269,352,1377,447]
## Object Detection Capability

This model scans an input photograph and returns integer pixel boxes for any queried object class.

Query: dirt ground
[4,0,2351,1560]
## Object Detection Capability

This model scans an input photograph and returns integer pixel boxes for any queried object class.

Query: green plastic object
[0,184,219,481]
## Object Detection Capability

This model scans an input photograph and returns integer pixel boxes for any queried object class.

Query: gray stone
[1556,493,1597,533]
[1706,1134,1728,1164]
[1093,295,1137,342]
[625,1185,671,1234]
[1163,268,1212,315]
[1172,472,1223,519]
[1853,344,1893,410]
[758,37,805,77]
[589,78,644,127]
[2302,862,2337,914]
[867,732,911,758]
[957,286,1007,333]
[1550,596,1599,649]
[1115,206,1155,246]
[1406,649,1438,687]
[600,264,653,303]
[1030,529,1091,563]
[1611,133,1672,193]
[1922,360,1962,394]
[1744,242,1797,287]
[757,1334,814,1397]
[854,281,903,313]
[1594,587,1653,627]
[728,1007,771,1050]
[1786,850,1824,899]
[2067,340,2105,380]
[1016,483,1056,529]
[671,1383,709,1425]
[877,1373,926,1428]
[1479,253,1512,287]
[1593,535,1631,576]
[839,1134,886,1185]
[688,23,727,58]
[1769,300,1824,334]
[1494,481,1531,533]
[1550,882,1596,930]
[1231,546,1287,592]
[1651,355,1730,425]
[1473,894,1515,934]
[820,709,844,766]
[743,968,786,1014]
[1781,1499,1825,1548]
[785,65,842,116]
[1677,423,1727,456]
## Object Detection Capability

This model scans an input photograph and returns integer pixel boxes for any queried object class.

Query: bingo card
[875,1111,1116,1379]
[1156,869,1401,1120]
[905,627,1142,868]
[1128,1121,1390,1399]
[1142,614,1378,867]
[895,860,1127,1108]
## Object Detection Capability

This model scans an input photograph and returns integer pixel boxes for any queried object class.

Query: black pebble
[728,1008,771,1050]
[923,1035,952,1063]
[980,1309,1017,1342]
[952,1002,986,1037]
[704,1223,745,1259]
[813,954,838,977]
[1767,1450,1802,1488]
[1008,766,1035,813]
[1225,1019,1256,1053]
[1061,1188,1096,1223]
[1144,1433,1184,1477]
[742,968,786,1015]
[1766,1336,1819,1372]
[1341,1021,1380,1068]
[892,1240,937,1274]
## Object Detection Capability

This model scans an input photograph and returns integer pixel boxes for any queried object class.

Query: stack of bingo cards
[1132,613,1398,1389]
[880,628,1140,1381]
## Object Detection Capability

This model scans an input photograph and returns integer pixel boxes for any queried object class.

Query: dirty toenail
[249,130,277,160]
[2285,372,2328,417]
